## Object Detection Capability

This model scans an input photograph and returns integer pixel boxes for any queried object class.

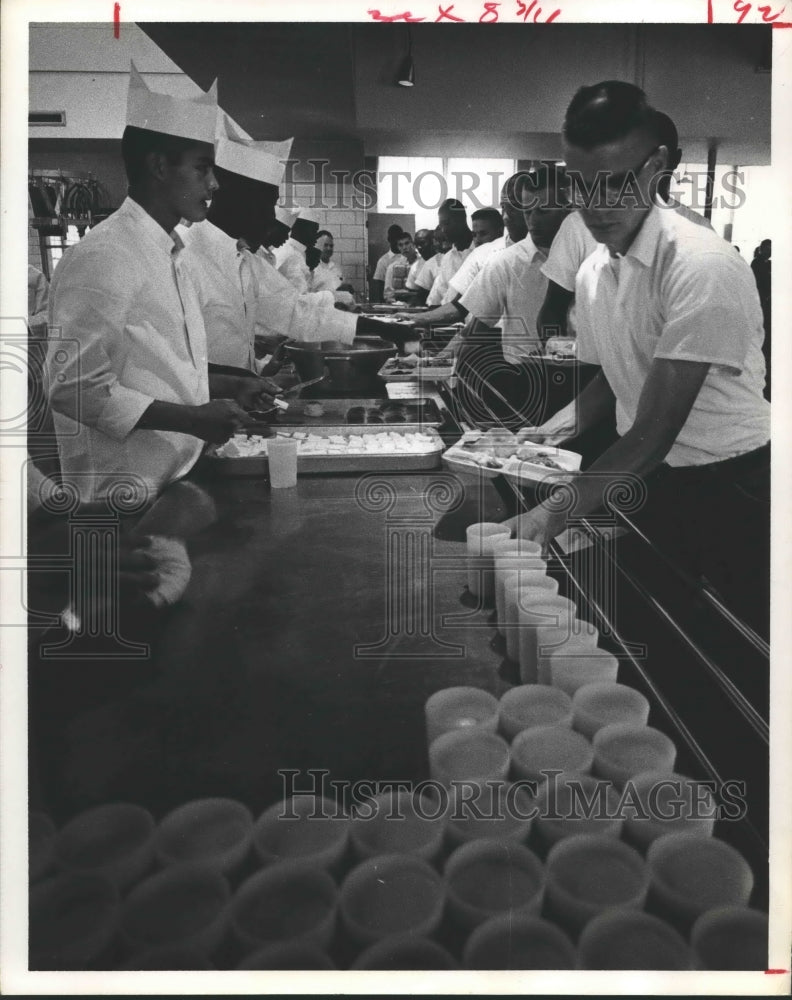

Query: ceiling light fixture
[396,27,415,87]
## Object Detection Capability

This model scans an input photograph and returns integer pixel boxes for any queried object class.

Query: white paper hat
[275,205,299,228]
[214,110,294,186]
[126,61,217,144]
[297,206,320,224]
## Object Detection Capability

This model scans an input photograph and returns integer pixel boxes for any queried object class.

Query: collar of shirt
[619,204,664,269]
[286,236,306,258]
[123,196,183,259]
[514,232,545,264]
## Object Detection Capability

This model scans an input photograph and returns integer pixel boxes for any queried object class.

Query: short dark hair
[563,80,653,150]
[439,198,466,215]
[316,229,333,240]
[387,224,404,239]
[398,232,413,242]
[520,163,570,209]
[471,208,504,231]
[121,125,210,186]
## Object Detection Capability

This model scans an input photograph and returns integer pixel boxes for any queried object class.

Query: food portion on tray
[544,337,577,361]
[378,353,456,382]
[442,428,581,482]
[217,429,440,458]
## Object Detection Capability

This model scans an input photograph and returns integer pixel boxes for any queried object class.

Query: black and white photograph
[1,0,790,991]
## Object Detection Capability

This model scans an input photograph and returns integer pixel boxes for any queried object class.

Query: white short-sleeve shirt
[448,236,508,299]
[574,205,769,467]
[414,253,442,293]
[373,249,398,282]
[426,245,473,306]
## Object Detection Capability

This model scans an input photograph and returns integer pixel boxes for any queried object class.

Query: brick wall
[307,197,367,297]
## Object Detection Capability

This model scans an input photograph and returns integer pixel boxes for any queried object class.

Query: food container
[622,770,717,851]
[534,773,623,846]
[510,724,593,786]
[429,729,511,787]
[285,338,396,392]
[276,396,444,428]
[463,913,576,970]
[578,910,692,969]
[30,872,120,970]
[425,685,500,744]
[349,789,447,864]
[252,794,350,872]
[154,798,254,875]
[351,936,458,970]
[54,802,155,891]
[237,941,335,970]
[571,682,650,740]
[690,906,768,970]
[445,780,535,849]
[592,723,677,788]
[443,428,582,483]
[499,685,574,742]
[378,355,457,382]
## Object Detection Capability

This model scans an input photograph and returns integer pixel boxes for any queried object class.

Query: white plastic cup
[424,686,499,745]
[510,724,594,786]
[350,789,447,864]
[445,780,535,849]
[429,729,511,787]
[593,723,678,788]
[504,574,558,662]
[230,861,337,952]
[237,941,335,970]
[549,648,620,697]
[267,439,298,488]
[351,935,458,970]
[499,685,574,742]
[517,596,576,683]
[444,838,545,931]
[339,854,445,946]
[578,910,692,969]
[492,540,543,633]
[647,833,755,928]
[464,913,576,970]
[622,770,717,852]
[121,863,230,957]
[545,833,650,935]
[252,794,350,872]
[691,906,768,970]
[29,872,120,971]
[54,802,156,891]
[465,523,511,599]
[537,624,599,684]
[534,773,623,846]
[155,798,253,874]
[29,811,57,884]
[572,682,651,740]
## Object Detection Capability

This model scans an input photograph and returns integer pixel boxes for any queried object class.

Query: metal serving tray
[442,429,582,484]
[274,397,444,427]
[200,425,445,476]
[378,356,457,382]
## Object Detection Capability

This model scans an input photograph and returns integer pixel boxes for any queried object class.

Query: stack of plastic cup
[517,596,577,684]
[429,729,511,787]
[499,685,574,742]
[534,773,623,846]
[339,854,445,947]
[492,538,543,634]
[510,724,594,786]
[54,803,156,892]
[690,906,768,970]
[30,872,119,970]
[592,723,678,788]
[464,913,576,970]
[424,686,499,745]
[155,798,253,876]
[549,647,620,697]
[537,624,599,684]
[465,523,511,604]
[237,941,335,970]
[623,771,717,851]
[351,936,458,970]
[29,811,56,884]
[230,861,337,954]
[445,781,535,849]
[578,910,692,969]
[544,833,650,935]
[252,795,350,873]
[646,833,754,931]
[572,682,651,740]
[444,839,545,931]
[350,789,446,864]
[503,574,559,663]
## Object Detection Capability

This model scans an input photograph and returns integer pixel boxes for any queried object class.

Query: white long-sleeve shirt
[46,197,209,503]
[310,259,344,293]
[274,237,312,292]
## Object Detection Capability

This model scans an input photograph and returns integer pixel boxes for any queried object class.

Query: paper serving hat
[274,205,300,228]
[214,110,294,187]
[126,61,218,143]
[296,206,320,224]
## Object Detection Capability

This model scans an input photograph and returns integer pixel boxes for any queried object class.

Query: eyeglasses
[568,146,661,209]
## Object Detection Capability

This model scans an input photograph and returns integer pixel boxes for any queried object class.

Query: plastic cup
[121,863,230,956]
[499,685,573,741]
[424,686,499,745]
[29,811,56,884]
[504,574,558,662]
[510,724,594,786]
[578,910,692,969]
[429,729,511,787]
[267,439,298,488]
[230,861,337,952]
[122,947,214,970]
[351,935,458,970]
[350,789,447,864]
[237,941,335,970]
[444,838,545,931]
[339,854,445,946]
[492,540,543,633]
[155,798,253,874]
[534,773,623,846]
[446,780,535,848]
[465,522,511,599]
[464,913,576,970]
[545,833,649,935]
[537,624,599,684]
[252,794,350,872]
[691,906,768,970]
[572,682,650,740]
[517,596,576,684]
[623,770,717,851]
[647,833,755,929]
[593,723,678,788]
[54,802,155,891]
[549,648,620,697]
[29,872,119,971]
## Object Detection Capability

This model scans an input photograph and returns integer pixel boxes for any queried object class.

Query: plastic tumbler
[537,624,599,684]
[267,439,298,488]
[155,798,253,875]
[504,574,559,662]
[465,522,511,600]
[492,539,543,633]
[578,909,692,969]
[623,770,717,851]
[549,648,620,697]
[351,935,458,970]
[691,906,768,970]
[534,772,623,846]
[30,872,119,971]
[424,686,499,745]
[252,794,350,872]
[445,780,535,849]
[593,723,678,788]
[517,596,577,684]
[510,724,594,786]
[464,913,576,970]
[429,729,511,787]
[499,685,573,741]
[349,788,447,864]
[572,682,650,740]
[54,802,156,891]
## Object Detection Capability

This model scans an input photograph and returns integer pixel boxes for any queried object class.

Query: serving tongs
[245,373,328,427]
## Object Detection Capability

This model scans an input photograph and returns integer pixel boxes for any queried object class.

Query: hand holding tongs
[247,373,327,418]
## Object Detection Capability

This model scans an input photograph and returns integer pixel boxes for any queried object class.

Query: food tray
[275,397,444,427]
[201,425,445,476]
[442,429,581,483]
[378,356,457,382]
[545,337,577,362]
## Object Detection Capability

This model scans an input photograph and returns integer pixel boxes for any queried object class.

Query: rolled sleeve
[541,214,592,292]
